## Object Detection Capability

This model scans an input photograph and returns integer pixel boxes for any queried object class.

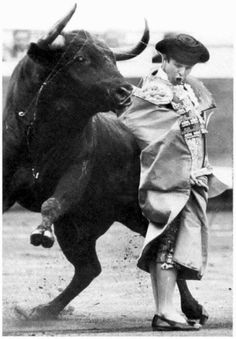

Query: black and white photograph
[2,0,234,336]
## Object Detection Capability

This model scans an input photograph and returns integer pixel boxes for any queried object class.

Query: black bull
[3,5,208,323]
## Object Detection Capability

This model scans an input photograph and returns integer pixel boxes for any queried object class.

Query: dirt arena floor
[2,201,233,336]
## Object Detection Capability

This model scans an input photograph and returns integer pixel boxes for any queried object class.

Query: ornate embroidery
[133,77,173,106]
[179,116,207,139]
[171,84,208,173]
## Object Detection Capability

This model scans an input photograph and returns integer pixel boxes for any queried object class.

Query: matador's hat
[155,33,210,66]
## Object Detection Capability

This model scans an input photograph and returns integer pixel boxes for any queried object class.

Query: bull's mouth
[118,95,132,108]
[110,84,133,114]
[175,77,184,85]
[114,96,132,114]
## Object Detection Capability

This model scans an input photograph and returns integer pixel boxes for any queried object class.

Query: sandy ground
[2,204,233,336]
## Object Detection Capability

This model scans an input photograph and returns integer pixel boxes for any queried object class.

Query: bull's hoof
[15,304,59,320]
[41,231,55,248]
[183,304,209,325]
[199,306,209,325]
[30,229,44,246]
[30,228,55,248]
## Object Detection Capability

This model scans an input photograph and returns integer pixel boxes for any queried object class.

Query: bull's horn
[38,3,77,48]
[113,19,150,61]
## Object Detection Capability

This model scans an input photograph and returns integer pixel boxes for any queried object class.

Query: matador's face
[162,57,194,85]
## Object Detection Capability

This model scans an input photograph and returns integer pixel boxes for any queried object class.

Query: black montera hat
[155,34,209,66]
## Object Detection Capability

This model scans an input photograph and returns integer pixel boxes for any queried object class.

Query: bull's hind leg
[20,216,102,320]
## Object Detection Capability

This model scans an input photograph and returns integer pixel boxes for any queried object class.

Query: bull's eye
[76,55,85,62]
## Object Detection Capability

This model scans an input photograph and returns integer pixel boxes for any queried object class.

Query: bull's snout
[113,84,133,108]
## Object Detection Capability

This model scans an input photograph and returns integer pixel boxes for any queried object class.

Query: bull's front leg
[16,218,103,320]
[30,197,60,247]
[30,159,92,248]
[177,279,209,325]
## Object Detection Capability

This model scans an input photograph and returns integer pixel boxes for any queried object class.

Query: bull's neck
[28,105,92,173]
[36,89,93,127]
[13,57,95,151]
[21,58,92,140]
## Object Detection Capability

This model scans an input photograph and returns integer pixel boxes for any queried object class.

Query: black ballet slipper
[152,314,202,331]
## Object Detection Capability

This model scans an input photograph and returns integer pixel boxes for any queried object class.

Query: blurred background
[2,0,233,190]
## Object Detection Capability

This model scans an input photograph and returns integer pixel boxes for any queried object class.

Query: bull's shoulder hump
[94,112,134,136]
[91,112,138,150]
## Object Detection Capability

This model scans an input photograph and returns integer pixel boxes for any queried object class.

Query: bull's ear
[27,42,61,66]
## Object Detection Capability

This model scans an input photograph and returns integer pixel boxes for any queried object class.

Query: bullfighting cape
[119,75,228,274]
